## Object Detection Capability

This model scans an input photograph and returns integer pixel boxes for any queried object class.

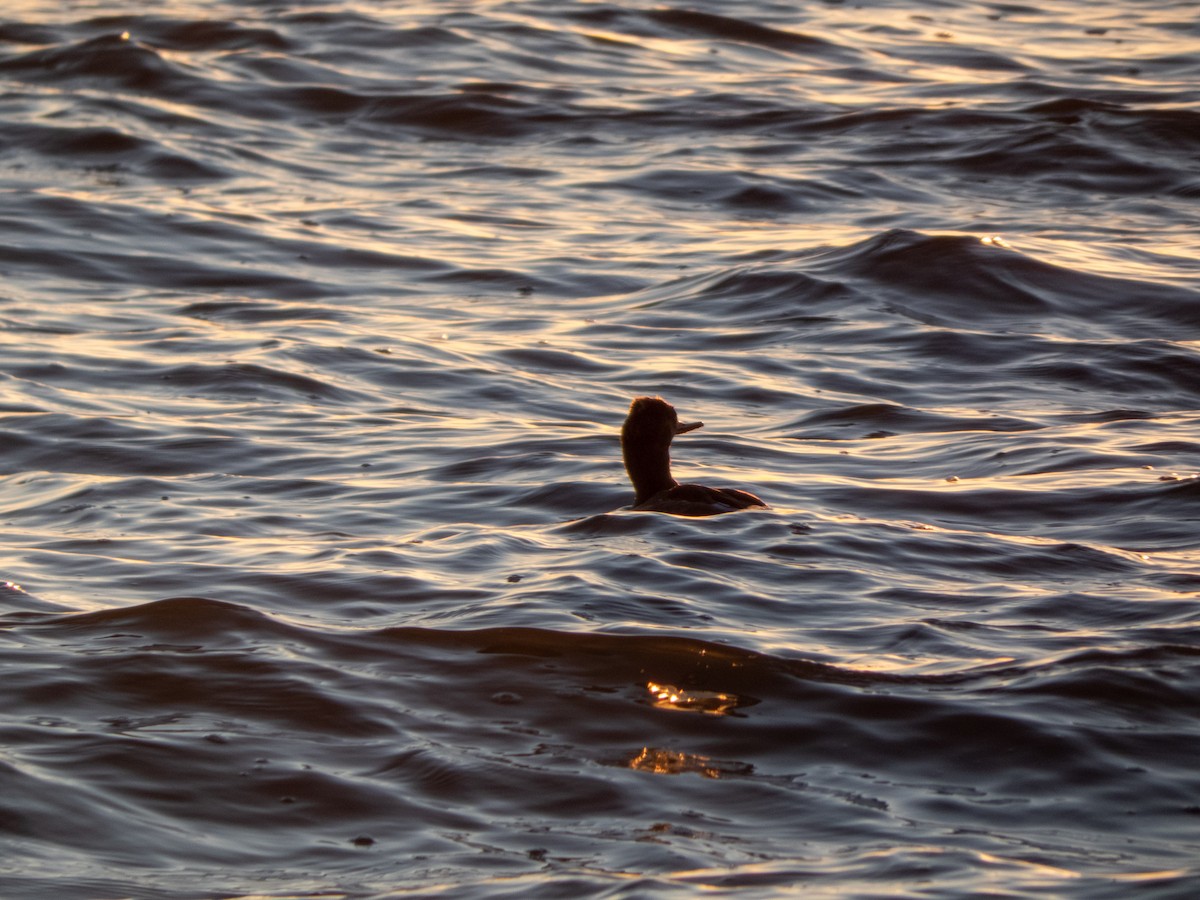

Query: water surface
[1,1,1199,897]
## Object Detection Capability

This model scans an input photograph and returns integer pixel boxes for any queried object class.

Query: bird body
[621,396,767,517]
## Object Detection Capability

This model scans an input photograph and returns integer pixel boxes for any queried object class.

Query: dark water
[2,0,1199,896]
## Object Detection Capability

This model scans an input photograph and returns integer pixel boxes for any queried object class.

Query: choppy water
[2,1,1199,897]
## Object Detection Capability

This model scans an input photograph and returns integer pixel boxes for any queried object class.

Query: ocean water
[1,0,1199,897]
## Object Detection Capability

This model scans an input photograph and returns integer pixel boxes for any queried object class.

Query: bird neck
[624,440,678,503]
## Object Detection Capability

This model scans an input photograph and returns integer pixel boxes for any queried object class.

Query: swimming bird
[621,396,768,516]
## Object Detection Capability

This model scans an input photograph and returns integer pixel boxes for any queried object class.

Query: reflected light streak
[626,746,754,779]
[1106,869,1195,883]
[627,747,724,778]
[846,653,1016,675]
[570,27,709,62]
[647,681,741,715]
[975,851,1081,880]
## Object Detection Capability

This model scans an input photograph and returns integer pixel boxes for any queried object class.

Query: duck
[621,396,768,517]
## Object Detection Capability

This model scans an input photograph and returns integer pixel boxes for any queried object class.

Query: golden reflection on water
[628,747,725,779]
[1106,868,1196,883]
[647,681,741,715]
[626,746,753,779]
